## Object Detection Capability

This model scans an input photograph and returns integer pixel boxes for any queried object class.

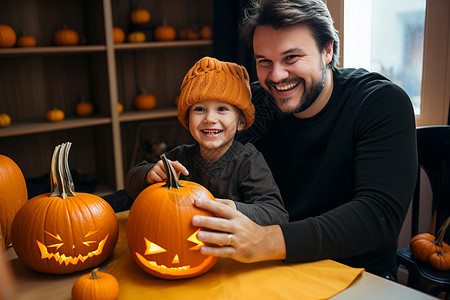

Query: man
[192,0,417,279]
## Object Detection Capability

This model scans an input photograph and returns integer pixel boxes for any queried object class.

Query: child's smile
[189,100,245,162]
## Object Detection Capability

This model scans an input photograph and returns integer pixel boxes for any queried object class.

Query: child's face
[188,100,245,162]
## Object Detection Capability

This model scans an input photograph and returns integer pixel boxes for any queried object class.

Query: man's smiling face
[253,24,331,115]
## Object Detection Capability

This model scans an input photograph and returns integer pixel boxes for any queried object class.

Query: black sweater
[238,68,418,277]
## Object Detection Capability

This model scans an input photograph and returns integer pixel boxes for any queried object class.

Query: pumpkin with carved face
[127,154,219,279]
[10,142,119,274]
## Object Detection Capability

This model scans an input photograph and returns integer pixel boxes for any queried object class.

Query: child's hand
[146,159,189,184]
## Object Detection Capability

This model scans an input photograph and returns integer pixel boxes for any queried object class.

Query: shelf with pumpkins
[0,0,213,194]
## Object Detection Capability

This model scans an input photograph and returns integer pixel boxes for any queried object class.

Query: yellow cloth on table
[108,212,364,300]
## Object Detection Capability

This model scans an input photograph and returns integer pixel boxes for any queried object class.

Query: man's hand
[192,198,286,263]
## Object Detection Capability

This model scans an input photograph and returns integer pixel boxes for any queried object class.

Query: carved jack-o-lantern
[11,142,119,274]
[127,154,219,279]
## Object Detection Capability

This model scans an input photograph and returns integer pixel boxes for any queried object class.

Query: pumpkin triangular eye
[144,238,167,255]
[45,230,62,241]
[187,228,205,250]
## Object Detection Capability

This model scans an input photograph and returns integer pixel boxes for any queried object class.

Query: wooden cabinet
[0,0,212,196]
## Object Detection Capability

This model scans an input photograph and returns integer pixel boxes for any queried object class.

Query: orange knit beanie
[178,56,254,130]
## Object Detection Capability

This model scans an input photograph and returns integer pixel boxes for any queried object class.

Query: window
[327,0,450,126]
[343,0,425,115]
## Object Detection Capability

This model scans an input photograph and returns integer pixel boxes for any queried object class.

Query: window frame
[326,0,450,126]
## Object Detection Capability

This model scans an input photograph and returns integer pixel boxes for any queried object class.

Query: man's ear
[323,40,334,66]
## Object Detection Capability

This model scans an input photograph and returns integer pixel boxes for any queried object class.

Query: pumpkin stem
[90,268,100,280]
[50,142,76,199]
[161,153,183,189]
[435,216,450,247]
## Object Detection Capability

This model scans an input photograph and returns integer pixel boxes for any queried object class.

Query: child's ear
[237,117,246,132]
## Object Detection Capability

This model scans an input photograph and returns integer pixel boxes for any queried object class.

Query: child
[125,56,288,226]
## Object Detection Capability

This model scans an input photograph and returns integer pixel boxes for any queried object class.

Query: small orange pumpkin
[200,25,213,39]
[118,102,124,115]
[0,155,27,248]
[130,8,151,24]
[46,108,65,122]
[11,142,119,274]
[0,113,11,128]
[54,28,79,46]
[127,31,146,43]
[410,217,450,271]
[76,101,94,117]
[17,34,36,47]
[72,268,119,300]
[127,154,219,279]
[134,91,156,110]
[0,25,16,48]
[154,25,176,41]
[113,27,125,44]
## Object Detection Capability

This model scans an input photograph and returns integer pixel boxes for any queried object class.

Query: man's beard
[266,61,327,114]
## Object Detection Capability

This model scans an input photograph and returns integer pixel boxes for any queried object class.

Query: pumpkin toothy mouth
[135,252,216,275]
[36,234,109,266]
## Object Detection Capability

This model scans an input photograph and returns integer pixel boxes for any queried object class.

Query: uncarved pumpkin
[0,113,11,128]
[0,25,16,48]
[54,29,79,46]
[130,9,151,24]
[76,101,94,117]
[154,26,176,41]
[72,268,119,300]
[11,142,119,274]
[113,27,125,44]
[0,154,27,248]
[127,154,219,279]
[46,108,65,122]
[17,35,36,47]
[410,217,450,271]
[117,102,124,115]
[127,31,146,43]
[134,91,156,110]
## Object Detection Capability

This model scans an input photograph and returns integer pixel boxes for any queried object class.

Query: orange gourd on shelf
[17,34,36,47]
[0,113,11,128]
[127,154,219,279]
[0,25,16,48]
[54,28,79,46]
[154,25,176,41]
[127,31,146,43]
[130,8,151,24]
[46,108,65,122]
[76,100,94,117]
[0,154,28,248]
[113,27,125,44]
[134,90,156,110]
[11,142,119,274]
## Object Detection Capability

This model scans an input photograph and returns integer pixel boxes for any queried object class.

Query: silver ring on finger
[225,233,233,246]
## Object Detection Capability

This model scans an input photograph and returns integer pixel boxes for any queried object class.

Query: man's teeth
[275,82,299,91]
[202,130,221,134]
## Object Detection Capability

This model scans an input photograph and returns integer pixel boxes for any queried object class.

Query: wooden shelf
[0,0,213,192]
[0,45,107,57]
[114,40,212,51]
[0,117,111,138]
[119,109,178,123]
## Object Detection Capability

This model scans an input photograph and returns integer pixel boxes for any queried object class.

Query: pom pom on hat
[178,56,254,130]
